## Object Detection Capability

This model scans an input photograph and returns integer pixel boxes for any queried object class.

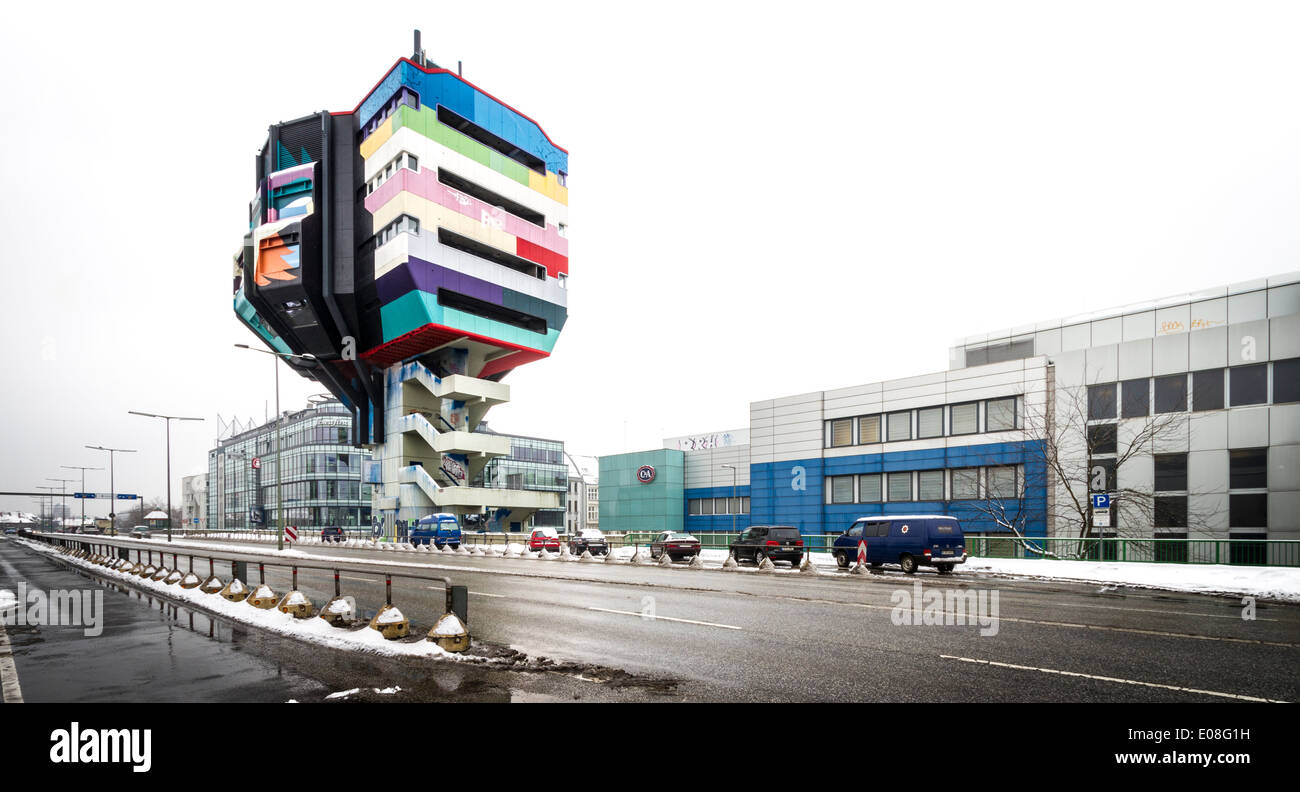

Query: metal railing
[18,530,469,624]
[53,527,1300,568]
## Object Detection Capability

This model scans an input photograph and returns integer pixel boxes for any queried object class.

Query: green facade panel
[598,449,684,535]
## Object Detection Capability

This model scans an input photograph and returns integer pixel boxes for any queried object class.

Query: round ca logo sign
[636,465,656,484]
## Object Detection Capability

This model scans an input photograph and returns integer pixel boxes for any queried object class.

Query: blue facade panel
[683,485,752,534]
[360,61,569,174]
[750,441,1047,538]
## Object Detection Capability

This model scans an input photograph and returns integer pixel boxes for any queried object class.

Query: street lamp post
[61,465,102,533]
[720,464,737,535]
[128,411,204,543]
[35,487,59,531]
[235,344,315,551]
[47,478,77,531]
[85,445,136,533]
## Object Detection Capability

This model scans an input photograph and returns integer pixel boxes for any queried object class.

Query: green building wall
[598,449,684,535]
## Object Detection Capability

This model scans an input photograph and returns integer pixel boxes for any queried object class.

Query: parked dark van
[832,515,965,574]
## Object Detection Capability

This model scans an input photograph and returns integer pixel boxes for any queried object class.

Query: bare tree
[967,380,1214,560]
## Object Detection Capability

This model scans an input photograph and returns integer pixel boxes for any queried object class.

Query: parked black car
[729,525,804,566]
[649,532,701,562]
[568,528,609,556]
[320,526,345,543]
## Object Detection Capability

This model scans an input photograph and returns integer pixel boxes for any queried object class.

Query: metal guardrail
[18,530,469,629]
[76,527,1300,568]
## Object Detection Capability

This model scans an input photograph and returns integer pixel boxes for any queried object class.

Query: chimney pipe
[413,30,422,64]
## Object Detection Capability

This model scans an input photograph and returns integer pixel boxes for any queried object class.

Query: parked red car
[527,527,561,553]
[650,532,701,562]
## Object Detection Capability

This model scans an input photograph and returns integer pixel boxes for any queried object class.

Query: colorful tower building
[233,33,569,533]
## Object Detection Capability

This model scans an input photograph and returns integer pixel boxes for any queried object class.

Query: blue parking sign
[1091,493,1111,510]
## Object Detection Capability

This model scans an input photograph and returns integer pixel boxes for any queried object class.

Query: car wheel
[900,554,918,575]
[835,551,849,568]
[791,555,803,568]
[755,550,767,565]
[731,548,740,563]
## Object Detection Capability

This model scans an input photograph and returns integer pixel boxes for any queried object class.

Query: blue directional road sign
[1091,493,1111,510]
[116,494,138,500]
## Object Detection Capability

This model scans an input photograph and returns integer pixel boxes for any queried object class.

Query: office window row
[688,496,751,516]
[1093,448,1268,529]
[825,465,1022,504]
[1086,358,1300,420]
[825,397,1021,448]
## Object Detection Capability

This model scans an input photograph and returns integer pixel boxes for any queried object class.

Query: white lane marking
[1053,601,1277,621]
[426,587,506,598]
[0,617,24,704]
[940,655,1287,703]
[792,597,1299,648]
[587,606,741,631]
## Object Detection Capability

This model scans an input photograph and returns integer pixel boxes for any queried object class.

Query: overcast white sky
[2,0,1299,515]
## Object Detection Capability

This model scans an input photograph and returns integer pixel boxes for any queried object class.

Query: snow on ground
[17,539,491,662]
[963,556,1300,602]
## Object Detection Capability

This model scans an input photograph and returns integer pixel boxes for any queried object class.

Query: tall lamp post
[61,464,102,533]
[235,344,316,551]
[85,446,135,533]
[46,478,77,532]
[720,464,737,535]
[128,411,204,543]
[35,487,59,532]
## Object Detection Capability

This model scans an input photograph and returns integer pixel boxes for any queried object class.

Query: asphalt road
[7,536,1300,702]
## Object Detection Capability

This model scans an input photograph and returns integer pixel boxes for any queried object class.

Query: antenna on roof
[413,29,423,65]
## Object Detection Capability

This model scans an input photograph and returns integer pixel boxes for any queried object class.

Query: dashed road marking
[940,654,1286,703]
[587,607,741,630]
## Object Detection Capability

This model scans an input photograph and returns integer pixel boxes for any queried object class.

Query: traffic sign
[857,539,868,566]
[116,494,138,500]
[285,526,298,542]
[251,457,261,469]
[74,493,97,499]
[1091,493,1111,510]
[1094,509,1111,528]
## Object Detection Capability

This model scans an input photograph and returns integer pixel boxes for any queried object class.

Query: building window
[1229,448,1267,489]
[699,498,714,515]
[950,402,978,435]
[951,468,980,500]
[827,418,852,448]
[1229,532,1268,565]
[858,415,881,444]
[829,475,855,504]
[714,497,730,515]
[1087,423,1118,455]
[917,407,943,439]
[918,470,944,501]
[1154,496,1188,529]
[1088,458,1117,492]
[1229,494,1267,528]
[987,466,1019,500]
[1154,532,1189,563]
[1274,358,1300,404]
[1154,453,1188,492]
[1088,384,1117,420]
[1154,374,1187,413]
[887,472,912,501]
[886,412,911,442]
[1121,378,1150,418]
[986,397,1017,431]
[1229,364,1268,406]
[1192,369,1224,411]
[857,474,882,502]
